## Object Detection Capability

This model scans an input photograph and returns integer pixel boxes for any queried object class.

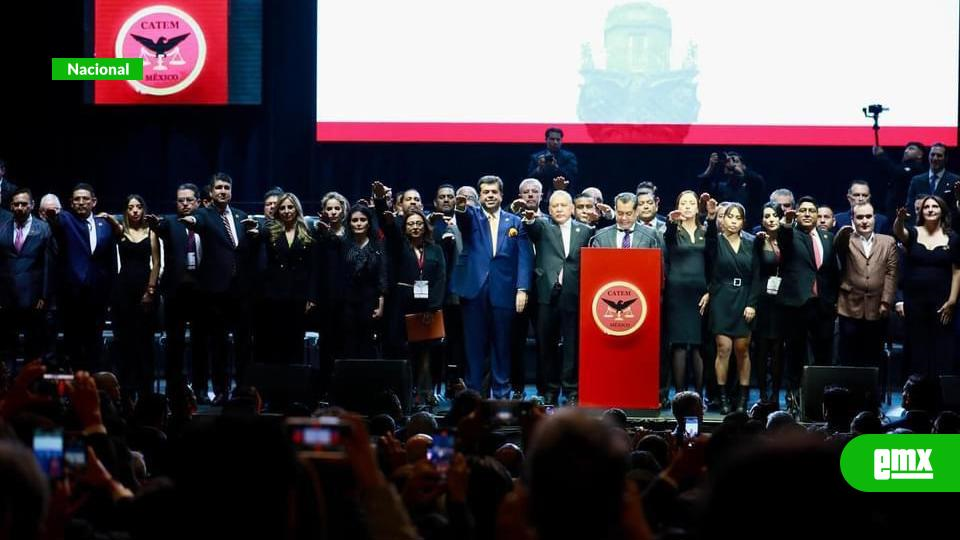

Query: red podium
[579,248,661,411]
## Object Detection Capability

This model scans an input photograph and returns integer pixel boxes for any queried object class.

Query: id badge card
[766,276,782,295]
[414,280,429,299]
[186,253,197,270]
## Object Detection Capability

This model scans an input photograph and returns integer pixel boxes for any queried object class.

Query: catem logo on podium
[115,5,207,96]
[591,280,648,336]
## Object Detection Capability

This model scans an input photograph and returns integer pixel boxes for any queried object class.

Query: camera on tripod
[864,104,887,116]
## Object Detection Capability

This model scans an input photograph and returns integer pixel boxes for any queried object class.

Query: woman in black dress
[381,208,446,409]
[893,196,960,377]
[664,190,710,397]
[250,192,317,365]
[704,200,759,413]
[110,195,160,399]
[753,202,787,407]
[319,204,387,359]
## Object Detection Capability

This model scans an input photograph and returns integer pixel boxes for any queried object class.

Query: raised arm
[453,196,475,238]
[834,225,853,257]
[892,206,910,245]
[522,210,544,242]
[96,212,124,238]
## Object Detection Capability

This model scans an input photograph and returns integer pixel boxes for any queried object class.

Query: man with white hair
[36,193,61,221]
[522,190,593,406]
[508,178,545,399]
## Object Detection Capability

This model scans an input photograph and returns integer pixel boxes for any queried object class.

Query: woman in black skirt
[753,202,787,407]
[704,200,759,413]
[381,208,446,410]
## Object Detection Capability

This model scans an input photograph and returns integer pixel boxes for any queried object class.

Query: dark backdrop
[3,0,955,217]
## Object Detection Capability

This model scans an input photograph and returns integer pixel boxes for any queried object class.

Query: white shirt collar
[855,230,875,242]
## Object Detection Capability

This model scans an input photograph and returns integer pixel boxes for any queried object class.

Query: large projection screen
[316,0,959,145]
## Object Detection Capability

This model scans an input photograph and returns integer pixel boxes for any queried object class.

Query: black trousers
[441,303,465,383]
[60,288,107,372]
[837,315,886,368]
[510,298,537,392]
[162,282,205,396]
[200,286,252,396]
[536,291,579,396]
[783,300,835,390]
[0,305,45,369]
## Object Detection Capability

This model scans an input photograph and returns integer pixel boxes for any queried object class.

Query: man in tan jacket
[835,202,898,367]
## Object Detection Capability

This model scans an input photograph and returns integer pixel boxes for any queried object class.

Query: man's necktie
[13,225,24,253]
[186,230,198,269]
[621,229,632,248]
[221,210,237,248]
[810,229,822,296]
[931,174,939,195]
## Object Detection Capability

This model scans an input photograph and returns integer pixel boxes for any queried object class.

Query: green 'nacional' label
[52,58,143,80]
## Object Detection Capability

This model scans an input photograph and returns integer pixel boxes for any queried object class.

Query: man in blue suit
[44,183,118,371]
[452,175,533,398]
[0,189,53,371]
[905,143,959,221]
[833,180,890,234]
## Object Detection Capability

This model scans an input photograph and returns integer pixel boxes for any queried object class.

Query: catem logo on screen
[115,5,206,96]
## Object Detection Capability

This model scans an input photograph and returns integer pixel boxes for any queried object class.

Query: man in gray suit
[590,192,661,249]
[523,191,593,406]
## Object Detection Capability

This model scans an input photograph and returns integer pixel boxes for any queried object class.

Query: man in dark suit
[527,127,578,185]
[522,191,592,405]
[452,175,533,398]
[44,183,118,372]
[147,183,208,402]
[431,184,467,395]
[777,196,840,415]
[589,193,662,249]
[873,142,925,220]
[697,151,766,227]
[905,143,959,219]
[507,178,545,399]
[833,180,890,234]
[180,173,255,404]
[0,160,18,207]
[0,189,53,370]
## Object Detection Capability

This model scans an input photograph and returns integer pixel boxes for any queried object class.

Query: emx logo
[841,435,960,492]
[874,448,933,480]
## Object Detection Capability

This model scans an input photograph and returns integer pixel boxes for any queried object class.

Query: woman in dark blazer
[248,192,317,365]
[317,204,388,360]
[704,200,760,413]
[382,208,446,409]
